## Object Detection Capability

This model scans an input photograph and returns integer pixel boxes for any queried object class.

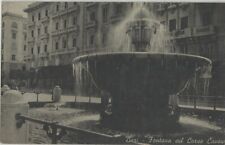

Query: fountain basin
[73,52,212,131]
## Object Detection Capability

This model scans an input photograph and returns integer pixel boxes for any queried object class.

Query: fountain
[72,4,212,131]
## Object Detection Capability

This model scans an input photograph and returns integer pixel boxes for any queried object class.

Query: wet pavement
[27,105,225,144]
[19,93,225,144]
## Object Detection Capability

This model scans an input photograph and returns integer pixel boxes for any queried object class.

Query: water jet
[72,4,212,131]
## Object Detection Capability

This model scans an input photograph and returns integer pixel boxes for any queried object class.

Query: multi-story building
[24,2,225,95]
[1,12,27,85]
[24,2,132,91]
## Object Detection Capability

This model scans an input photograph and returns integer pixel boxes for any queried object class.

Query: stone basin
[72,52,212,131]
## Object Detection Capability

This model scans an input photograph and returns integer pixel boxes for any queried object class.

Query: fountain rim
[72,52,212,65]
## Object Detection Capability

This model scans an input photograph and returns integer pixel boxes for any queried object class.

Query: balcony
[86,2,97,8]
[179,3,189,7]
[52,5,79,19]
[67,25,79,33]
[28,37,35,43]
[52,26,79,36]
[39,52,49,58]
[24,54,35,60]
[168,4,177,9]
[67,4,79,13]
[52,30,59,36]
[51,48,77,56]
[193,25,215,36]
[157,5,166,12]
[40,33,49,40]
[170,28,192,39]
[85,21,97,29]
[110,14,124,23]
[28,21,35,27]
[40,16,50,23]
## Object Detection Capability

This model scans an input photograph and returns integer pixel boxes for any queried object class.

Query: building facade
[24,2,132,91]
[154,3,225,95]
[1,12,28,86]
[24,2,225,95]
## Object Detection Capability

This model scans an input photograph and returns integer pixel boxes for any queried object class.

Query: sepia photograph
[1,1,225,144]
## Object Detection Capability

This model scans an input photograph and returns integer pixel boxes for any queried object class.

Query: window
[31,30,34,37]
[64,2,68,9]
[181,16,188,29]
[73,2,77,5]
[22,66,26,71]
[180,45,188,54]
[90,12,96,21]
[31,48,34,54]
[63,39,66,48]
[32,15,35,22]
[24,33,27,40]
[202,12,212,26]
[45,10,48,17]
[160,21,165,26]
[11,55,16,61]
[64,20,67,28]
[56,22,59,30]
[73,16,77,25]
[2,55,3,61]
[2,22,4,28]
[24,45,26,51]
[73,38,76,47]
[44,45,47,52]
[38,12,41,20]
[90,35,94,46]
[102,5,109,23]
[169,19,176,31]
[12,42,17,50]
[2,43,4,49]
[23,24,27,29]
[115,3,122,15]
[12,32,17,39]
[102,33,107,45]
[2,31,4,39]
[37,46,40,54]
[11,22,18,28]
[37,28,40,36]
[55,42,58,50]
[44,26,48,33]
[56,4,59,11]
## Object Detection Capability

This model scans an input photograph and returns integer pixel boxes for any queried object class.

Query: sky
[2,1,33,17]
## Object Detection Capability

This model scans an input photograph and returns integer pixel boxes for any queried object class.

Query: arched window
[11,22,18,29]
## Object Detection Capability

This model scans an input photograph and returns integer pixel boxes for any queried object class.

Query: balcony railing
[39,52,49,58]
[28,37,35,43]
[52,5,79,19]
[85,21,97,29]
[24,54,35,60]
[28,21,35,27]
[40,16,50,23]
[86,2,97,7]
[67,25,79,33]
[193,25,215,36]
[167,4,177,9]
[110,13,124,23]
[170,28,192,39]
[51,48,77,56]
[157,5,166,12]
[40,33,49,40]
[52,25,79,36]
